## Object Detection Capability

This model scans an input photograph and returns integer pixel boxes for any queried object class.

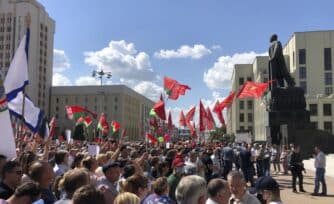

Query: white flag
[8,92,43,132]
[0,72,16,160]
[4,29,29,101]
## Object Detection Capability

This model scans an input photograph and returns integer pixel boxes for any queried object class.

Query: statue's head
[270,34,278,42]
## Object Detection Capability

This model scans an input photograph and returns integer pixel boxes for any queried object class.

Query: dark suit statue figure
[268,34,295,89]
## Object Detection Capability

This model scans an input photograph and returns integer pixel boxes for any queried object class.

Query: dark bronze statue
[268,34,295,89]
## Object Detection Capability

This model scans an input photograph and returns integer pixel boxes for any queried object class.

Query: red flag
[65,105,97,120]
[199,100,207,132]
[84,116,92,127]
[167,111,173,130]
[121,128,127,137]
[220,91,236,109]
[146,133,157,144]
[189,122,197,138]
[179,110,186,127]
[164,76,177,95]
[237,81,269,99]
[111,121,121,132]
[97,113,109,135]
[168,84,191,100]
[206,107,215,130]
[152,100,166,120]
[185,106,196,124]
[213,101,226,127]
[49,117,56,138]
[163,134,171,142]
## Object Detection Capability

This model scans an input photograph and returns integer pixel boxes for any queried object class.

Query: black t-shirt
[0,182,14,200]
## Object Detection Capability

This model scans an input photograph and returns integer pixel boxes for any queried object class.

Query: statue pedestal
[267,87,334,158]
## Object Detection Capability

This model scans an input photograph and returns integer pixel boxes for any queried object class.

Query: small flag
[152,100,166,120]
[185,106,196,124]
[146,133,157,144]
[167,111,173,130]
[65,105,97,120]
[121,128,127,137]
[111,121,120,133]
[179,110,186,127]
[206,107,215,130]
[49,117,56,138]
[199,100,207,132]
[97,113,109,135]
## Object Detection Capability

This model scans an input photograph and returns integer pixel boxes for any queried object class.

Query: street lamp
[92,70,112,86]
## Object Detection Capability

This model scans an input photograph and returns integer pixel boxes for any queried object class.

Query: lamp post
[92,69,112,139]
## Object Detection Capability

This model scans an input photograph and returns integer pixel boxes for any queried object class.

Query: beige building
[0,0,55,116]
[50,85,154,140]
[228,30,334,141]
[227,64,254,139]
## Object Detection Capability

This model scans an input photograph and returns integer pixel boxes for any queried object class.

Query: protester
[222,144,233,179]
[270,145,281,174]
[0,161,22,199]
[53,150,70,177]
[239,144,254,187]
[142,177,175,204]
[289,145,305,193]
[206,178,230,204]
[114,192,140,204]
[312,146,327,196]
[28,161,56,204]
[54,168,90,204]
[279,146,288,175]
[0,181,41,204]
[175,175,207,204]
[255,176,282,204]
[72,185,105,204]
[120,174,150,201]
[167,154,184,202]
[227,170,261,204]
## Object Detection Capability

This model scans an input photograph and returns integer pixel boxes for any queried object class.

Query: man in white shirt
[227,171,261,204]
[312,146,327,196]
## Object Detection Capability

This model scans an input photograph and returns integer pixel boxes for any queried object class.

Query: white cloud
[154,44,212,59]
[84,40,156,81]
[53,49,71,73]
[203,51,267,90]
[75,76,101,86]
[133,81,163,101]
[52,73,72,86]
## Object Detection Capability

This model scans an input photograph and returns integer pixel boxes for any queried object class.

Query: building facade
[227,30,334,141]
[227,64,254,139]
[50,85,154,141]
[0,0,55,116]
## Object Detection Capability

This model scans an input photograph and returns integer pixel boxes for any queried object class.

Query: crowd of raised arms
[0,135,327,204]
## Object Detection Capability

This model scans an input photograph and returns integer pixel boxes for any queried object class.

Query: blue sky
[40,0,334,120]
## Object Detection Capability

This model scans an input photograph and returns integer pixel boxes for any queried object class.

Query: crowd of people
[0,135,328,204]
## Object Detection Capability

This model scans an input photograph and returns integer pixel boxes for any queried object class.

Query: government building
[50,85,154,140]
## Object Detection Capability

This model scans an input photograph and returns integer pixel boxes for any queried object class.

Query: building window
[247,77,252,82]
[309,104,318,116]
[240,126,244,131]
[300,81,307,93]
[239,77,244,85]
[248,126,253,132]
[324,48,332,71]
[239,113,244,122]
[55,106,59,111]
[299,67,306,79]
[114,105,118,111]
[56,98,59,103]
[299,49,306,64]
[325,72,332,85]
[247,100,253,109]
[114,97,118,102]
[293,51,295,66]
[324,121,332,133]
[325,87,333,95]
[248,113,253,122]
[239,101,244,109]
[323,104,332,116]
[310,122,317,129]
